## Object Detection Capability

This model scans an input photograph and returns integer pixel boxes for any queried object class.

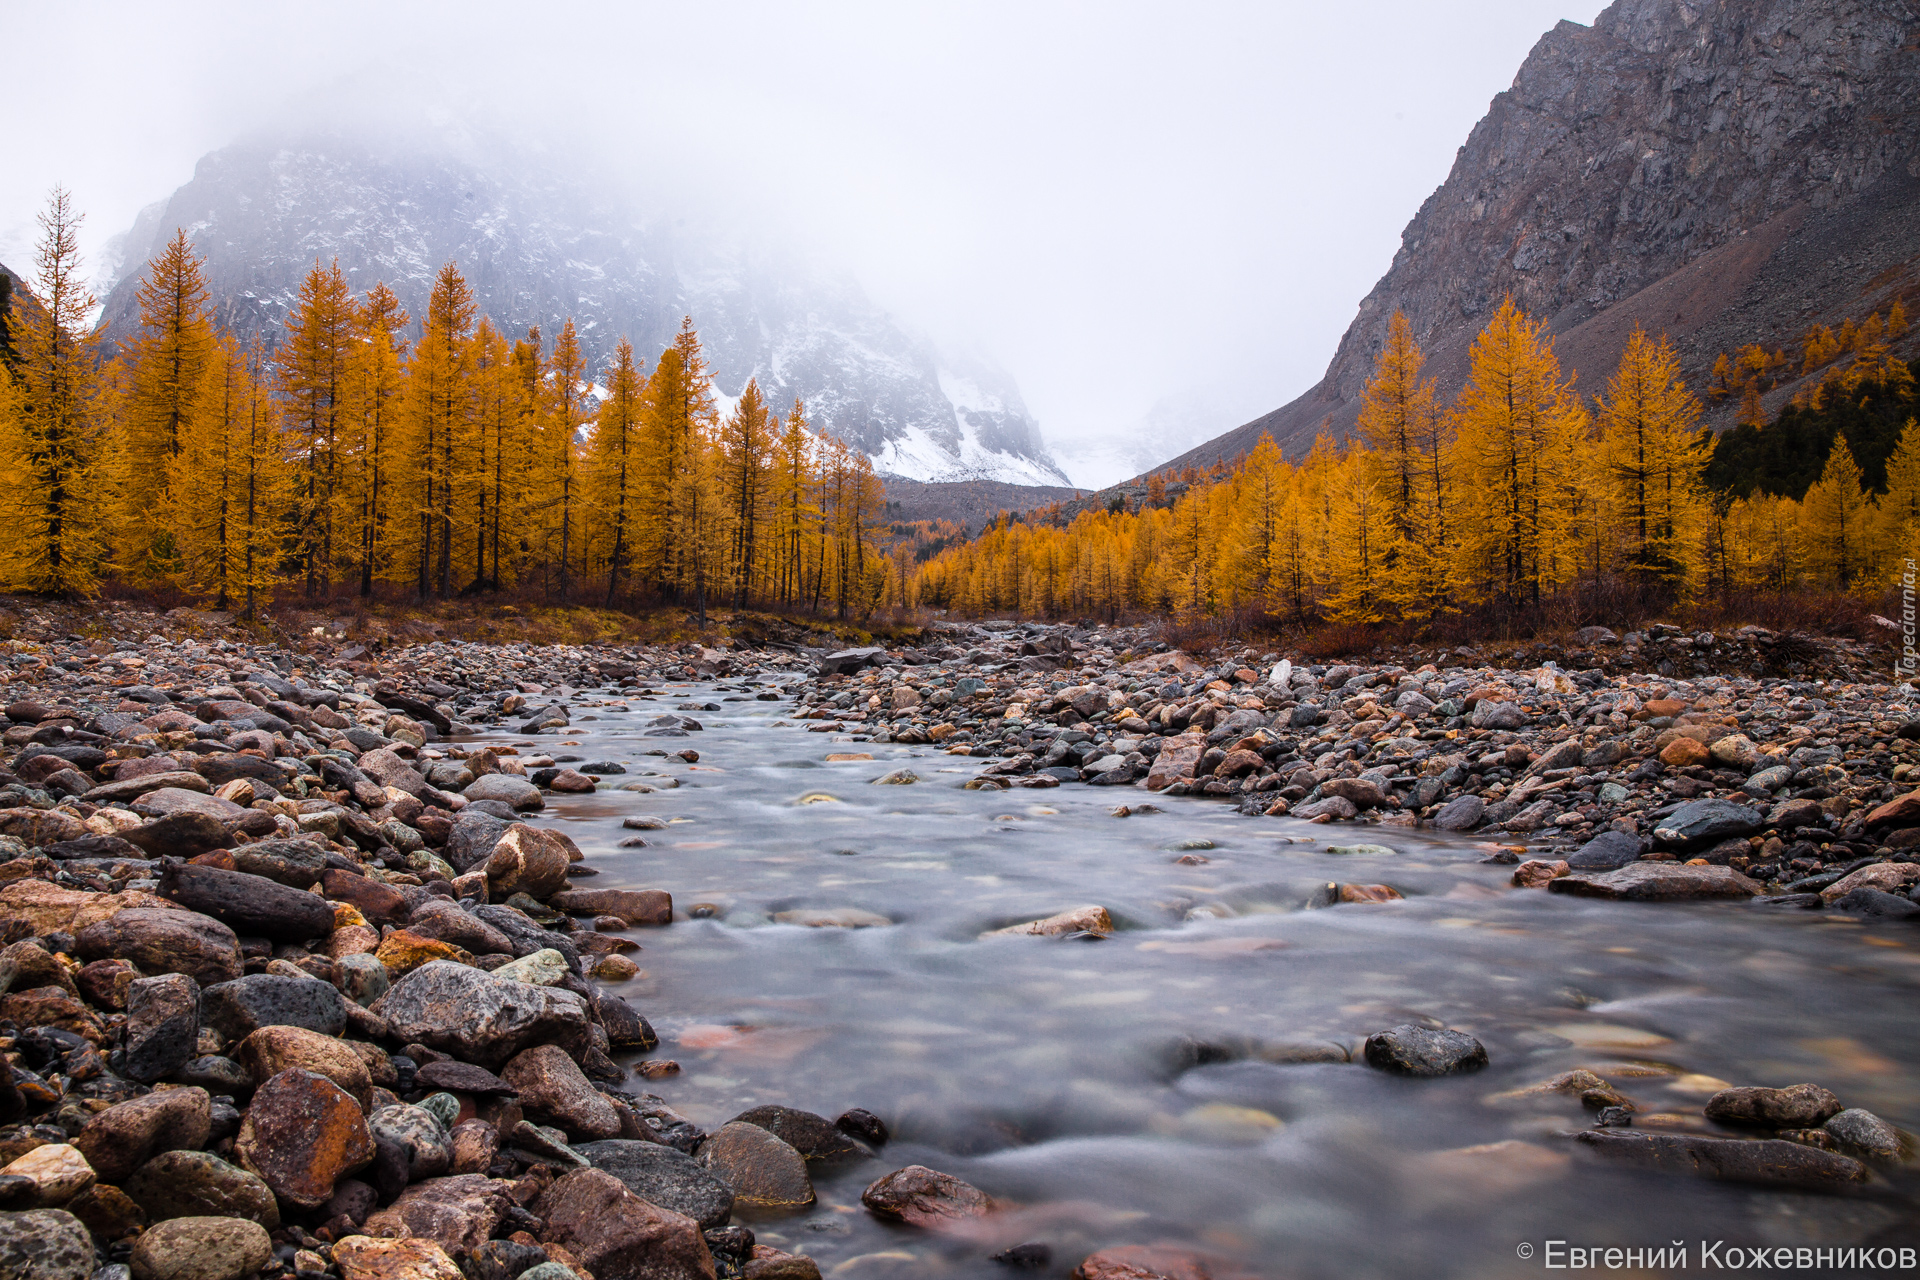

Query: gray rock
[1823,1108,1902,1161]
[367,1105,452,1182]
[0,1208,94,1280]
[129,1215,272,1280]
[1361,1025,1488,1076]
[462,775,544,812]
[157,862,335,942]
[201,973,347,1041]
[1705,1083,1843,1129]
[1830,887,1920,918]
[1573,1130,1865,1188]
[1469,701,1526,730]
[818,647,885,676]
[445,811,513,872]
[1548,863,1761,901]
[576,1139,735,1230]
[471,906,582,974]
[1430,795,1485,831]
[729,1105,869,1163]
[123,973,200,1084]
[1566,830,1642,871]
[122,1150,280,1229]
[1653,798,1764,847]
[370,960,590,1070]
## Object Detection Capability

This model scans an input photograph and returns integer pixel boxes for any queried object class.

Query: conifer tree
[719,377,771,609]
[119,229,216,581]
[0,189,110,597]
[278,260,354,596]
[587,337,646,605]
[170,337,291,616]
[342,282,408,597]
[1449,298,1585,605]
[467,319,522,593]
[1799,435,1873,590]
[401,263,476,598]
[1596,325,1709,589]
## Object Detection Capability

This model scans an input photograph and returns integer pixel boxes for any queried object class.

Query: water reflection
[495,682,1920,1277]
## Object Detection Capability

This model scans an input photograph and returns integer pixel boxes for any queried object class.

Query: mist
[5,0,1606,486]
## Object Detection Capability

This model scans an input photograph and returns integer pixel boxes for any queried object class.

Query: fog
[4,0,1606,485]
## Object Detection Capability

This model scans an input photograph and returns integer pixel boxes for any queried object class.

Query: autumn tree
[118,229,216,581]
[342,282,408,597]
[1595,325,1709,589]
[1798,435,1874,590]
[278,260,354,596]
[400,263,476,598]
[587,337,646,604]
[718,377,772,608]
[0,189,110,596]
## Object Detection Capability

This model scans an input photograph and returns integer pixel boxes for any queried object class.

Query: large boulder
[1548,864,1760,901]
[1,880,169,937]
[370,960,591,1070]
[533,1168,714,1280]
[75,907,240,985]
[157,862,335,942]
[232,1070,375,1209]
[484,826,571,900]
[575,1141,734,1231]
[1704,1084,1843,1129]
[1651,798,1764,847]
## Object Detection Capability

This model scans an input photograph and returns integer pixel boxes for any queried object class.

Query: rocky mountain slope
[96,135,1069,487]
[1160,0,1920,473]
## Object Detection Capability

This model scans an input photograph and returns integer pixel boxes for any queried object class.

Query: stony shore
[0,606,1912,1280]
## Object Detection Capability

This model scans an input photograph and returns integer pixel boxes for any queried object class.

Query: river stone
[337,954,389,1006]
[730,1106,868,1163]
[370,960,590,1070]
[1566,830,1642,871]
[236,1025,373,1106]
[1073,1245,1217,1280]
[1,1145,93,1206]
[860,1165,992,1227]
[985,905,1112,937]
[407,899,517,955]
[132,789,246,822]
[1430,795,1484,831]
[534,1167,713,1280]
[74,1088,212,1183]
[1362,1026,1489,1076]
[86,772,211,804]
[471,906,583,972]
[128,1215,271,1280]
[157,862,335,942]
[120,813,232,859]
[229,839,328,889]
[361,1174,511,1254]
[1830,887,1920,918]
[493,949,569,986]
[331,1236,465,1280]
[1573,1130,1865,1187]
[0,1208,92,1280]
[322,869,410,924]
[75,907,241,985]
[463,774,544,811]
[1823,1108,1902,1161]
[122,1151,279,1228]
[1819,861,1920,904]
[547,887,672,926]
[576,1140,735,1230]
[1652,798,1764,847]
[415,1059,517,1095]
[233,1069,375,1208]
[502,1045,621,1140]
[485,826,571,899]
[699,1122,813,1209]
[123,972,200,1083]
[358,748,427,797]
[201,973,347,1040]
[1547,864,1761,901]
[448,1120,500,1176]
[1470,700,1526,730]
[367,1106,452,1182]
[1145,733,1206,791]
[1704,1084,1843,1129]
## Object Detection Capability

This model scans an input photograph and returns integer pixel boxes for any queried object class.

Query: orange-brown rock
[234,1069,375,1208]
[236,1025,374,1106]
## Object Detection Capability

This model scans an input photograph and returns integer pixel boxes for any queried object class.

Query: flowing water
[489,680,1919,1277]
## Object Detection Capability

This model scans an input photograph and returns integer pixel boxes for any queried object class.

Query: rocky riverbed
[0,611,1913,1280]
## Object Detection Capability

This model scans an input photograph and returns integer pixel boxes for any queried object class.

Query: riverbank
[0,611,1912,1279]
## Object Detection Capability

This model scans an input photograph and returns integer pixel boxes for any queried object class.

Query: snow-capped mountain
[97,132,1069,487]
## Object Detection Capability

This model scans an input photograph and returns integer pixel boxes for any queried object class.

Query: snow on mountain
[97,131,1068,488]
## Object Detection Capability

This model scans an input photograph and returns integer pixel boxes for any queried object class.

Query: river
[488,678,1920,1278]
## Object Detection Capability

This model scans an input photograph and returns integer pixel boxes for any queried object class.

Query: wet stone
[122,1150,279,1229]
[699,1121,814,1209]
[534,1167,714,1280]
[1704,1083,1843,1129]
[232,1069,375,1209]
[1573,1130,1866,1188]
[1823,1108,1902,1161]
[128,1216,271,1280]
[577,1138,736,1230]
[1362,1026,1489,1077]
[860,1164,992,1227]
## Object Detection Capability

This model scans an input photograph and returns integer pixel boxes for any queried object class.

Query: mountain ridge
[96,134,1071,488]
[1153,0,1920,475]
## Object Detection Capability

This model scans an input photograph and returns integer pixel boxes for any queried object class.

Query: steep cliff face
[96,136,1070,487]
[1165,0,1920,471]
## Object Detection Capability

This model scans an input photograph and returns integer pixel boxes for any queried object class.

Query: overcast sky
[4,0,1607,485]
